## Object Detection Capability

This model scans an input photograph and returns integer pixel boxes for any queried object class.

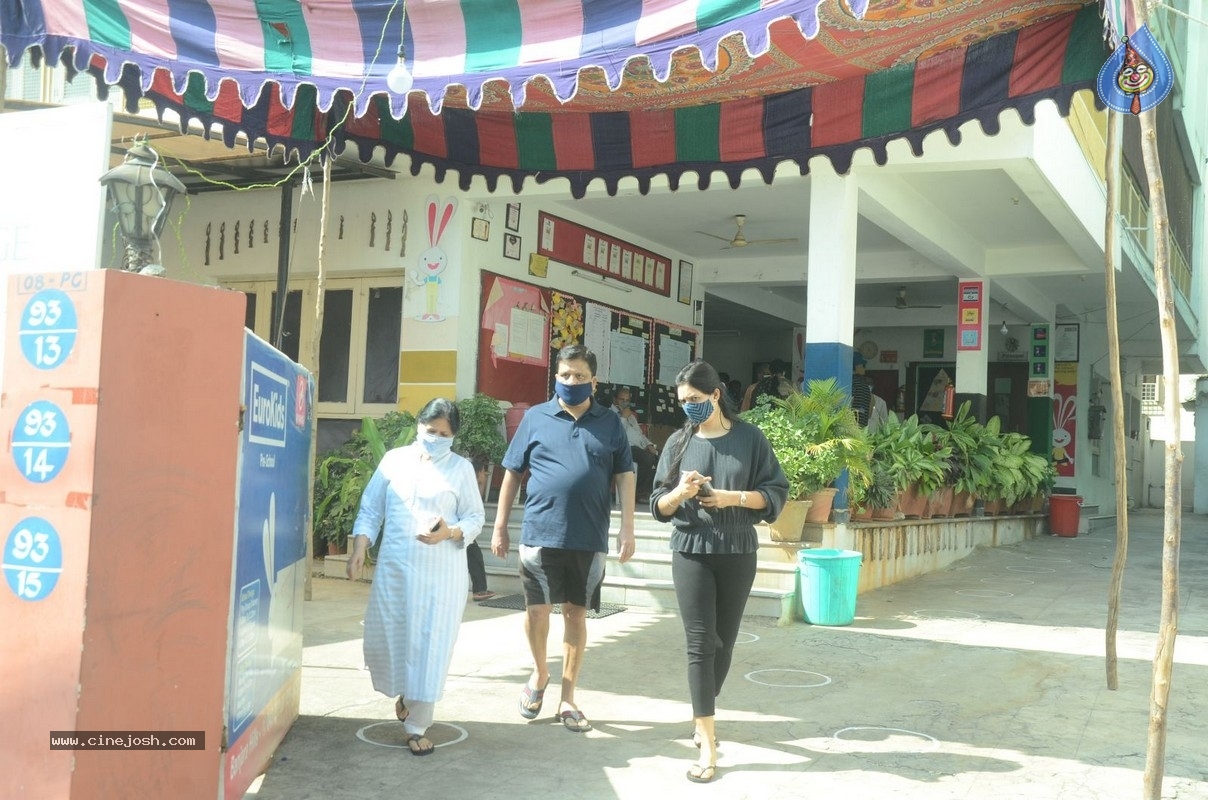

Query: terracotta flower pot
[951,490,975,517]
[898,483,928,519]
[850,505,874,522]
[806,488,838,523]
[768,499,813,542]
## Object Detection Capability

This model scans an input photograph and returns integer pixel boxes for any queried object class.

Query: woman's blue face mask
[681,399,714,425]
[418,430,454,458]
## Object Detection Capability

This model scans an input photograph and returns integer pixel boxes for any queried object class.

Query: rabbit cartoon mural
[411,195,457,322]
[1052,390,1077,476]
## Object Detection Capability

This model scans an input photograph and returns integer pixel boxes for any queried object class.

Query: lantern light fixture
[99,140,186,274]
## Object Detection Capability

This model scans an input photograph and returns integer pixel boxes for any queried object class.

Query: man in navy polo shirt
[491,344,636,733]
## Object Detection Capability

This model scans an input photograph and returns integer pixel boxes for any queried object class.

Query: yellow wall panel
[399,350,457,383]
[398,383,457,414]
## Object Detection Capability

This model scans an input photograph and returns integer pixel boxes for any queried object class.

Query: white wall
[157,170,702,399]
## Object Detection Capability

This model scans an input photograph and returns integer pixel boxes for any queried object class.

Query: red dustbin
[1049,495,1083,537]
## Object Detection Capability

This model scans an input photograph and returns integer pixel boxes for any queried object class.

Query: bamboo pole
[1129,4,1184,798]
[1103,109,1128,692]
[304,154,333,602]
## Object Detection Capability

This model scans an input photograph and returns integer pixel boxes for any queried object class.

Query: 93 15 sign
[3,517,62,601]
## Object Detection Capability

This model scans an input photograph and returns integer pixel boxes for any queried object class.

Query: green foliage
[742,378,872,500]
[313,411,416,547]
[867,413,951,496]
[453,394,507,471]
[850,463,897,511]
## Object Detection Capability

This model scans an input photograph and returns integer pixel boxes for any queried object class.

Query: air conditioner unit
[1140,374,1163,415]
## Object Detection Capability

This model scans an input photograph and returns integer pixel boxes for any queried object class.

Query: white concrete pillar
[803,165,858,388]
[1196,376,1208,514]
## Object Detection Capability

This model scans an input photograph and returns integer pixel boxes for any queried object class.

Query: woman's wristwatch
[739,491,748,507]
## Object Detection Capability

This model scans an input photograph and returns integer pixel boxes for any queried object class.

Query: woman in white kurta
[347,398,485,756]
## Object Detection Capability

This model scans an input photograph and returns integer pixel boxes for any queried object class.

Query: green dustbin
[797,548,862,626]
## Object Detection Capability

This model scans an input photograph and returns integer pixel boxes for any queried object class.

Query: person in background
[491,345,636,733]
[851,353,873,427]
[726,379,743,406]
[346,398,486,756]
[650,361,789,784]
[739,363,771,411]
[613,386,659,503]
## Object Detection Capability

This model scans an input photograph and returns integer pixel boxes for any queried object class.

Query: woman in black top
[650,361,789,783]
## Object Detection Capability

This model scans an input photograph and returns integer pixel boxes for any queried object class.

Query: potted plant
[452,393,507,497]
[869,414,949,518]
[314,411,416,555]
[849,464,898,522]
[743,379,872,528]
[788,379,872,522]
[740,396,816,541]
[935,401,1000,516]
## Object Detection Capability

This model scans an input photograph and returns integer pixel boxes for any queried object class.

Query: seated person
[613,387,658,502]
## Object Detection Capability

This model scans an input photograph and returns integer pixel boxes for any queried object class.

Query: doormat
[476,594,627,619]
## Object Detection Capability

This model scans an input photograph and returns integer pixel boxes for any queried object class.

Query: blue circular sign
[19,289,78,370]
[3,517,63,601]
[11,400,71,483]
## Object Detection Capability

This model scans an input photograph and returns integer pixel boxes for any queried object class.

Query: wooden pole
[1129,4,1184,798]
[304,154,333,602]
[1,45,8,113]
[1103,110,1128,692]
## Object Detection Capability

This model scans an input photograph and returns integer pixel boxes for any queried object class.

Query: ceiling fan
[890,286,943,310]
[696,214,799,249]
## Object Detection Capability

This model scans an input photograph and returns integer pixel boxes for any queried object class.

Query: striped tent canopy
[2,0,1108,196]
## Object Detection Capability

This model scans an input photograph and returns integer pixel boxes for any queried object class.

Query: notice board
[649,321,698,426]
[537,211,672,296]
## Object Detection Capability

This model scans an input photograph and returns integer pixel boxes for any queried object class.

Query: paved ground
[246,509,1208,799]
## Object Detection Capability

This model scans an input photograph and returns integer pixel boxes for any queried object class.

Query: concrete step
[598,575,796,624]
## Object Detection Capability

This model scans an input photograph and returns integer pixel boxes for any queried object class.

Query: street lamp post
[99,141,187,274]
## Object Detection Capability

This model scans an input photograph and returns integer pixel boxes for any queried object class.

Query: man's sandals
[518,677,549,719]
[558,707,592,733]
[686,763,717,783]
[405,734,434,756]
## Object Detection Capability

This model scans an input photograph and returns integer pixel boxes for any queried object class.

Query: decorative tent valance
[2,0,1107,195]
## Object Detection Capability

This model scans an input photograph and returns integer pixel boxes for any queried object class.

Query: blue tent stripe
[352,0,401,77]
[582,0,643,51]
[1,0,47,60]
[591,111,633,171]
[763,87,811,158]
[960,30,1017,112]
[443,107,481,166]
[166,0,218,66]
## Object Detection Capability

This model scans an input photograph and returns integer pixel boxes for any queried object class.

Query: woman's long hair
[661,360,739,486]
[417,397,460,434]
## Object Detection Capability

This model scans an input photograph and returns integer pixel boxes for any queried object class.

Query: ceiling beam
[857,173,986,277]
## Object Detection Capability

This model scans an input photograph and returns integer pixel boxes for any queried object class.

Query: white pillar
[804,165,858,387]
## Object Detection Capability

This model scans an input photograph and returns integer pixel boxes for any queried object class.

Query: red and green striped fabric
[130,5,1103,196]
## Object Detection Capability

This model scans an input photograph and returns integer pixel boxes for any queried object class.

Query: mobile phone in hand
[429,519,442,533]
[697,482,713,497]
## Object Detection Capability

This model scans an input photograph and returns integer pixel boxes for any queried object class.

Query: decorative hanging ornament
[1096,25,1172,115]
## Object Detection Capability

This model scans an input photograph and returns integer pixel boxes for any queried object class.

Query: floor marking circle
[829,726,940,753]
[735,631,760,645]
[356,721,469,750]
[955,589,1014,598]
[1006,565,1055,573]
[909,609,981,620]
[980,577,1034,585]
[744,669,832,688]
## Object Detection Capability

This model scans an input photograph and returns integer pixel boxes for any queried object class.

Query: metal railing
[1119,168,1193,299]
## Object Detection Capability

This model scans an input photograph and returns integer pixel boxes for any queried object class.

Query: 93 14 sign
[11,400,71,483]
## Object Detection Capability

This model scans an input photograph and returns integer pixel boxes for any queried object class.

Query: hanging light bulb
[387,44,413,95]
[1000,320,1009,336]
